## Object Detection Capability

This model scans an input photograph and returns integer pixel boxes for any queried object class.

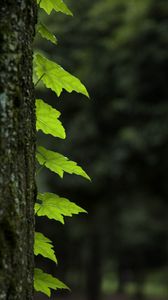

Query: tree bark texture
[0,1,37,299]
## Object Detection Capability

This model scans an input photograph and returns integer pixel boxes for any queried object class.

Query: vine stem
[35,206,42,215]
[36,162,46,176]
[38,0,42,7]
[34,73,45,87]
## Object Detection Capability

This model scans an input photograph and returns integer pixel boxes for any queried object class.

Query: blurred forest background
[35,0,168,299]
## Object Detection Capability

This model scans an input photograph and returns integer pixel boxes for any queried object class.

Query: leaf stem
[34,73,45,87]
[35,206,42,215]
[36,162,46,176]
[38,0,42,7]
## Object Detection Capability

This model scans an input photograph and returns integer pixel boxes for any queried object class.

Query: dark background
[35,0,168,299]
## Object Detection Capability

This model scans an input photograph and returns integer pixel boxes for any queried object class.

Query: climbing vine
[34,0,90,297]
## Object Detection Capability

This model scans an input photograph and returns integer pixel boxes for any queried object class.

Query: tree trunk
[0,1,37,299]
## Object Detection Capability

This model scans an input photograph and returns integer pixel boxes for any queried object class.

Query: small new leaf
[34,232,57,263]
[36,146,91,180]
[36,99,66,139]
[38,0,73,16]
[37,23,57,45]
[34,53,89,97]
[35,193,87,224]
[34,268,69,297]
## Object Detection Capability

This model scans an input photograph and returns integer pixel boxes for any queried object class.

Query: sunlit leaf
[36,146,91,180]
[35,193,87,224]
[34,268,69,297]
[36,99,66,139]
[34,53,89,97]
[34,232,57,263]
[37,0,73,16]
[37,23,57,45]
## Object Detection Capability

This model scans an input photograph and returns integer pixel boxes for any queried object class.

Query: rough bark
[0,0,37,299]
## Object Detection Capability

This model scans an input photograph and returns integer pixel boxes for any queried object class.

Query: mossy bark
[0,0,37,299]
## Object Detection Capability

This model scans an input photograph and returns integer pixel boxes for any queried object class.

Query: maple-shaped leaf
[36,146,91,180]
[37,23,57,45]
[36,99,66,139]
[34,232,57,263]
[34,53,89,97]
[37,0,73,16]
[34,268,69,297]
[35,193,87,224]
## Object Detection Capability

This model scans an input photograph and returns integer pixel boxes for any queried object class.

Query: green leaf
[36,146,91,180]
[34,53,89,97]
[38,0,73,16]
[37,23,57,45]
[34,232,57,263]
[35,193,87,224]
[34,268,69,297]
[36,99,66,139]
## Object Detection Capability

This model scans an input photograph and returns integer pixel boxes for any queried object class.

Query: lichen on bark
[0,1,37,299]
